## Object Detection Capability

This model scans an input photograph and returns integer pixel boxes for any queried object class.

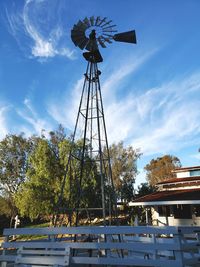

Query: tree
[109,142,141,202]
[15,128,101,223]
[136,182,155,198]
[144,155,181,186]
[15,131,68,221]
[0,134,31,226]
[0,196,12,217]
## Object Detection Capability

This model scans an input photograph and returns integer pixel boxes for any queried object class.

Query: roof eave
[129,200,200,207]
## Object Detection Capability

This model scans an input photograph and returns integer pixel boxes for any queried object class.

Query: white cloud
[46,48,200,158]
[17,98,53,136]
[47,78,84,130]
[23,0,75,59]
[106,73,200,156]
[102,49,158,101]
[0,106,9,139]
[190,153,200,161]
[47,50,156,138]
[6,0,75,60]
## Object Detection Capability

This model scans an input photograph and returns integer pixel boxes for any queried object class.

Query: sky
[0,0,200,186]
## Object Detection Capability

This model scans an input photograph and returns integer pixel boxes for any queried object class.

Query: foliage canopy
[144,155,181,186]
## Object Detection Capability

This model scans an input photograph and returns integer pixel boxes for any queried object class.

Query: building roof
[129,188,200,206]
[172,165,200,173]
[156,176,200,185]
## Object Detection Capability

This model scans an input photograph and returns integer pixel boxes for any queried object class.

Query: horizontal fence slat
[16,255,67,265]
[2,241,181,251]
[71,256,182,266]
[3,226,181,236]
[184,257,200,265]
[0,255,16,262]
[18,249,68,256]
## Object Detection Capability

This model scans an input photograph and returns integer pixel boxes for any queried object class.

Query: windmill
[59,16,136,226]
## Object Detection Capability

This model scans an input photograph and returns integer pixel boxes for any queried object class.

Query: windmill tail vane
[56,16,136,226]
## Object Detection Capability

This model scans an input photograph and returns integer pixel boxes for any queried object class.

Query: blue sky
[0,0,200,186]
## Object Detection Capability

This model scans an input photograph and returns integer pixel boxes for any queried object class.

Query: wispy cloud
[47,49,156,138]
[105,72,200,155]
[102,49,158,101]
[0,97,56,139]
[0,105,9,139]
[6,0,75,60]
[190,152,200,161]
[47,78,84,131]
[16,98,53,136]
[47,49,200,157]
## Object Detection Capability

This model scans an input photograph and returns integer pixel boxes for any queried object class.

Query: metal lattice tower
[59,16,136,226]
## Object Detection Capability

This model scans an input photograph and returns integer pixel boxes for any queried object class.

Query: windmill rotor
[71,16,137,59]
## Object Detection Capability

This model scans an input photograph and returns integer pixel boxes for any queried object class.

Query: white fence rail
[1,226,200,266]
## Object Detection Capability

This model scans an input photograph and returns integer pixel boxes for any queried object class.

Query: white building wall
[176,171,190,178]
[162,184,200,191]
[152,207,200,226]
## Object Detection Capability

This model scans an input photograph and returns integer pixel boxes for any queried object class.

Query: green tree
[16,128,101,223]
[15,133,68,221]
[109,142,141,202]
[0,134,31,226]
[136,182,155,197]
[0,196,12,217]
[144,155,181,186]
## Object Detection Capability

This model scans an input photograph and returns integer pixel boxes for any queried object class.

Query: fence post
[173,229,184,267]
[1,235,9,267]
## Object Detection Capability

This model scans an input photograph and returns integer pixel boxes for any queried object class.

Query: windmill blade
[95,16,101,26]
[97,37,106,48]
[77,20,88,31]
[77,38,89,50]
[83,17,91,27]
[101,20,112,28]
[103,29,118,33]
[101,36,112,44]
[71,29,85,37]
[71,29,85,38]
[102,33,114,39]
[71,30,82,46]
[72,25,85,34]
[71,28,89,49]
[72,35,88,49]
[98,17,107,26]
[90,16,95,26]
[113,30,136,44]
[102,25,117,30]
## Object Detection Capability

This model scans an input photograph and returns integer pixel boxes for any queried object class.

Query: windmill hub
[85,27,102,39]
[89,29,96,40]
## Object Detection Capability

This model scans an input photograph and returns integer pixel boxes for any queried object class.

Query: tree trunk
[9,215,14,228]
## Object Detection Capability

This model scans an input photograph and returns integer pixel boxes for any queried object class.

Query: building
[129,166,200,226]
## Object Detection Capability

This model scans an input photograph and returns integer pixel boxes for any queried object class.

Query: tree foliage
[109,142,141,202]
[15,127,71,220]
[144,155,181,186]
[136,182,155,198]
[0,127,141,222]
[15,128,101,221]
[0,134,31,222]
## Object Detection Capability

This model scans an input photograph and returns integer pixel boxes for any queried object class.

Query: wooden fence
[1,226,200,266]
